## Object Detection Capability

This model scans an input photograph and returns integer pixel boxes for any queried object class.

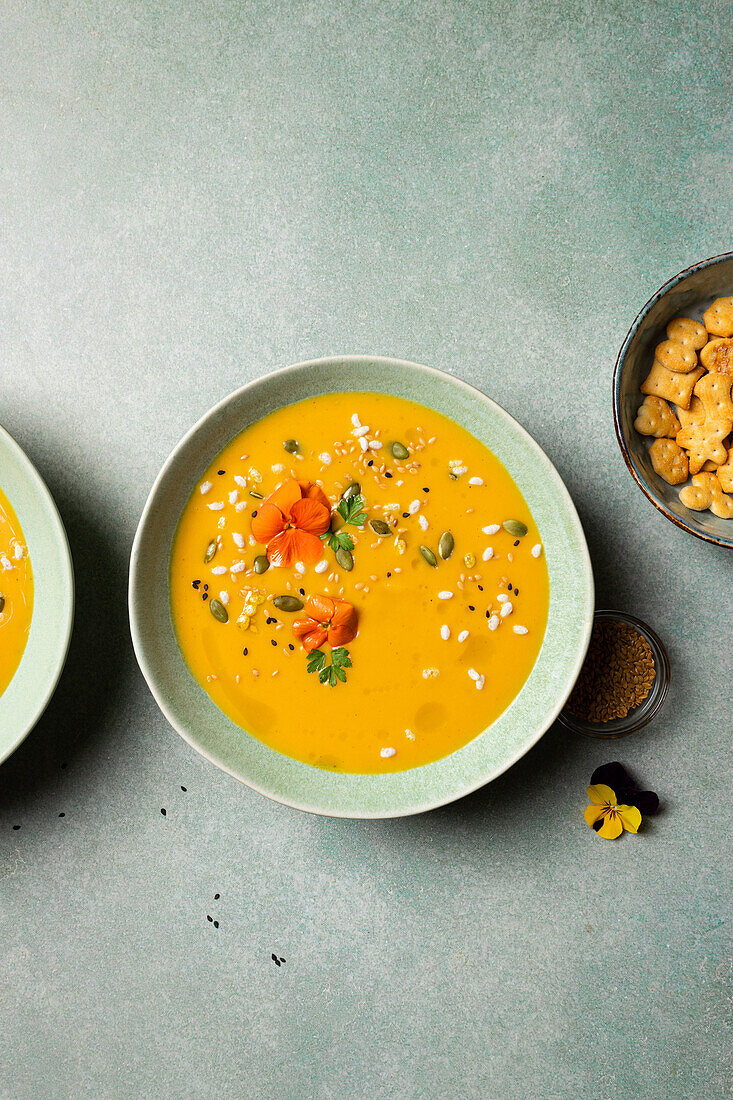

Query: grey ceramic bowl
[0,425,74,765]
[613,252,733,548]
[130,356,594,818]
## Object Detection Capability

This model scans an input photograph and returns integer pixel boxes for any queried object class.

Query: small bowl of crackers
[613,251,733,548]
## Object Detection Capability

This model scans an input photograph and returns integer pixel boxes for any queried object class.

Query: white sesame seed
[352,425,370,437]
[219,591,229,605]
[438,590,453,600]
[272,670,279,677]
[252,669,259,678]
[294,561,305,575]
[207,502,224,511]
[513,625,528,634]
[271,463,285,474]
[234,475,248,489]
[531,543,542,558]
[1,555,12,571]
[315,559,328,573]
[422,668,439,679]
[476,675,485,691]
[380,747,396,758]
[468,477,483,486]
[482,547,494,561]
[218,516,225,528]
[507,553,513,562]
[468,668,480,681]
[200,481,212,494]
[228,490,238,505]
[230,561,246,574]
[418,514,428,531]
[396,479,404,486]
[496,593,508,603]
[235,501,247,512]
[482,524,500,535]
[318,452,332,465]
[500,601,513,617]
[13,544,24,560]
[359,436,368,452]
[368,440,383,450]
[351,413,361,428]
[440,624,450,641]
[211,566,227,575]
[458,630,469,642]
[405,729,415,741]
[233,533,245,548]
[449,459,463,468]
[488,615,500,631]
[408,499,421,514]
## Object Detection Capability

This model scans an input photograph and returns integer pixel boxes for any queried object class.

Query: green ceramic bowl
[0,425,74,765]
[130,357,594,817]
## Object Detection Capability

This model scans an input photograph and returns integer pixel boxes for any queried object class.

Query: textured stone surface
[0,2,730,1097]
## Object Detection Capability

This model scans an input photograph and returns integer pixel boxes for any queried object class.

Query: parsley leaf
[305,646,352,687]
[337,495,367,527]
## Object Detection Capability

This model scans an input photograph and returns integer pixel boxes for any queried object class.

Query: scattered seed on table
[181,786,187,792]
[58,812,65,817]
[160,808,166,816]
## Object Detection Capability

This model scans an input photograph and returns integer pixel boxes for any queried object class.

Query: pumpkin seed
[369,519,391,536]
[336,547,354,571]
[273,595,303,613]
[391,441,409,461]
[341,482,360,502]
[438,531,454,560]
[283,439,300,454]
[420,545,438,567]
[209,598,229,624]
[204,539,217,563]
[503,519,528,538]
[0,596,4,614]
[254,555,270,574]
[249,490,264,500]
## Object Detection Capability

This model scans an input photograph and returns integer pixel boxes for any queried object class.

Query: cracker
[694,372,733,422]
[677,417,732,474]
[654,339,698,373]
[649,437,689,485]
[679,472,733,519]
[700,337,733,377]
[640,361,703,409]
[666,317,708,350]
[717,446,733,494]
[633,395,680,438]
[703,296,733,338]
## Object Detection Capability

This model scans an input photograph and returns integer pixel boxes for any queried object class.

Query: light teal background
[0,3,730,1098]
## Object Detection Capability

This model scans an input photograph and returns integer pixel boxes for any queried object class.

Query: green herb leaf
[305,645,352,686]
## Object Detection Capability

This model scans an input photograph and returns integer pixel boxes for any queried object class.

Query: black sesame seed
[299,588,305,596]
[272,954,281,966]
[402,512,409,518]
[514,588,519,595]
[478,585,484,592]
[385,471,393,478]
[181,786,187,792]
[243,648,248,656]
[367,459,374,467]
[192,580,200,589]
[207,915,213,922]
[202,593,208,601]
[12,824,20,830]
[485,610,490,618]
[386,571,391,578]
[251,510,258,518]
[203,584,208,590]
[468,605,475,611]
[58,812,65,817]
[160,808,166,816]
[288,644,294,651]
[214,893,220,900]
[271,639,277,647]
[507,582,512,590]
[217,470,225,475]
[213,921,219,928]
[514,540,520,546]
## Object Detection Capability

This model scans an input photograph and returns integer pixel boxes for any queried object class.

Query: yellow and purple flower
[584,762,659,840]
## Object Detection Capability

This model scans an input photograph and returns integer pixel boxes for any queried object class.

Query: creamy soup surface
[0,488,33,699]
[171,393,549,773]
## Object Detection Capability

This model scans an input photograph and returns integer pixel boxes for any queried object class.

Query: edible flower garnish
[251,479,330,567]
[321,492,367,554]
[584,763,659,840]
[306,646,352,687]
[292,594,358,652]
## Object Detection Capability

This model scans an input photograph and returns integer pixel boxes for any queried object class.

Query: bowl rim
[0,424,75,765]
[130,355,595,817]
[612,250,733,549]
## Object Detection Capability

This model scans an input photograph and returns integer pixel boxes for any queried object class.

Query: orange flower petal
[329,600,358,646]
[251,502,286,544]
[292,616,318,640]
[587,784,616,807]
[266,528,301,567]
[288,529,326,565]
[299,481,331,511]
[290,497,330,537]
[596,812,623,839]
[292,618,327,651]
[267,479,303,519]
[306,594,336,623]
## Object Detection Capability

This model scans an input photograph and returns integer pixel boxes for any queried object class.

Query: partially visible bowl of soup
[130,357,593,817]
[0,425,74,765]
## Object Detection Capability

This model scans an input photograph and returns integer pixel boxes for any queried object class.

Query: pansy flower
[292,595,358,652]
[251,479,331,567]
[584,762,659,840]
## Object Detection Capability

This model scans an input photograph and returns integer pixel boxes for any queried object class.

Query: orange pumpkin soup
[0,488,33,698]
[170,393,549,773]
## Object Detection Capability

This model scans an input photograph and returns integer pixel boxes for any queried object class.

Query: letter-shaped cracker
[649,438,689,485]
[717,446,733,493]
[700,337,733,377]
[679,473,733,519]
[654,339,698,373]
[666,317,708,349]
[640,361,703,409]
[634,396,681,438]
[694,372,733,422]
[703,297,733,338]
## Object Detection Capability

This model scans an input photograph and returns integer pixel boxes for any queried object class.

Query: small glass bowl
[557,610,670,739]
